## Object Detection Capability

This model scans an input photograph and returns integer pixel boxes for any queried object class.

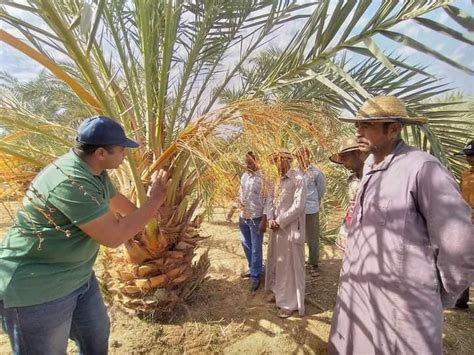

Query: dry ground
[0,205,473,354]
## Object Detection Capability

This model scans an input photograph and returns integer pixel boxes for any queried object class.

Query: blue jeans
[239,216,263,279]
[0,273,109,355]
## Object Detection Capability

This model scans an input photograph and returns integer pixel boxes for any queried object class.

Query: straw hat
[340,96,428,125]
[269,150,294,162]
[329,137,360,164]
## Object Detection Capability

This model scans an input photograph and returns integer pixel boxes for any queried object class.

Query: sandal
[307,265,320,277]
[240,271,251,278]
[265,293,276,303]
[277,308,295,319]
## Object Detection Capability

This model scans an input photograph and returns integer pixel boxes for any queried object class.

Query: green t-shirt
[0,150,116,307]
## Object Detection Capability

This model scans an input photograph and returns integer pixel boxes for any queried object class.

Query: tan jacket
[460,167,474,222]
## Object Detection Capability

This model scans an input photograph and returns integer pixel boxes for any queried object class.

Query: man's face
[296,149,310,168]
[100,146,127,169]
[275,157,291,176]
[355,122,400,154]
[466,155,474,167]
[339,150,366,172]
[245,155,258,172]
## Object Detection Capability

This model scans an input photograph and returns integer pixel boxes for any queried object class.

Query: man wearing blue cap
[0,116,168,354]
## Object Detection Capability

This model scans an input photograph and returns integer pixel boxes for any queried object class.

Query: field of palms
[0,1,473,353]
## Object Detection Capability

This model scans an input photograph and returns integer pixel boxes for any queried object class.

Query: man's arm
[417,161,474,306]
[226,174,244,222]
[262,178,274,218]
[79,197,161,248]
[110,193,138,216]
[316,168,326,202]
[79,170,168,248]
[259,178,274,233]
[226,205,237,222]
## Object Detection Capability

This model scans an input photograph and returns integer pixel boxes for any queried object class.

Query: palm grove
[0,0,472,315]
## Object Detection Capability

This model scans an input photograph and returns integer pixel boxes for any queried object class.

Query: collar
[70,149,103,177]
[281,168,294,180]
[366,139,405,174]
[301,164,314,173]
[348,172,359,181]
[247,169,261,177]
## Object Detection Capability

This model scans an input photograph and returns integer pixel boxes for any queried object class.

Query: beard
[357,137,382,153]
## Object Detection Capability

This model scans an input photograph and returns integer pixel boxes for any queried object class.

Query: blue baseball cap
[76,116,140,148]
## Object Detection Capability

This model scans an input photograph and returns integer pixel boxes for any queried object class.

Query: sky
[0,0,472,95]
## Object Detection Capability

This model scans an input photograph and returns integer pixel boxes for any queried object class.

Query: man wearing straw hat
[453,139,474,309]
[328,96,473,355]
[328,137,367,251]
[265,150,306,318]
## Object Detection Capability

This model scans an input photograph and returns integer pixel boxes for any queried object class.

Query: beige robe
[265,168,306,315]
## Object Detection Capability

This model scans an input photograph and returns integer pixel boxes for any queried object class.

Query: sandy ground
[0,207,473,354]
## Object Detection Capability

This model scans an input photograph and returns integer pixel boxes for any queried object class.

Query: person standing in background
[227,151,272,293]
[328,137,367,251]
[295,146,326,276]
[265,151,306,318]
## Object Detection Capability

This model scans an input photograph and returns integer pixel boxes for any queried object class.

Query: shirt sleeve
[236,174,245,207]
[105,172,117,199]
[262,177,274,218]
[416,161,474,307]
[47,178,111,226]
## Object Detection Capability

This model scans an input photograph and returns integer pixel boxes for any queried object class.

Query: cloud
[0,49,42,81]
[434,43,446,53]
[392,19,431,41]
[430,62,473,93]
[436,12,450,25]
[395,45,418,57]
[450,43,472,62]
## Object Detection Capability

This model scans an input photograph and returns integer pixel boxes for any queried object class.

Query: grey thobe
[265,168,306,315]
[329,141,474,355]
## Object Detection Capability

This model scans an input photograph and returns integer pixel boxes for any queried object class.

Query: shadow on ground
[1,207,472,354]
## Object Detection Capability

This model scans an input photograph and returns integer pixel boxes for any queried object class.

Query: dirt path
[103,209,342,354]
[1,207,473,354]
